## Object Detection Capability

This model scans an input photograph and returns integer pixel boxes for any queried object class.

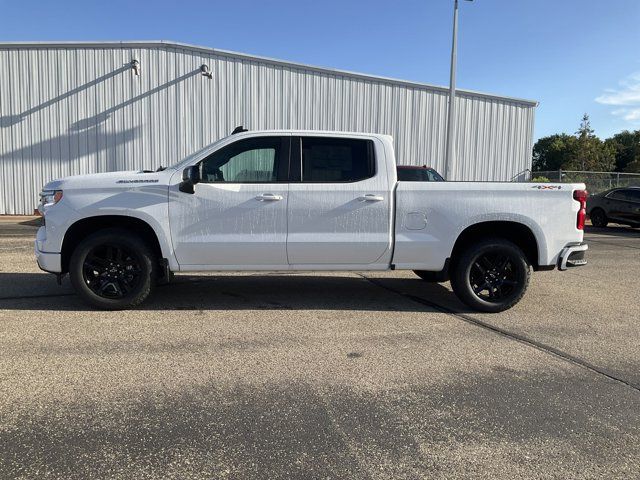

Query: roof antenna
[231,125,248,134]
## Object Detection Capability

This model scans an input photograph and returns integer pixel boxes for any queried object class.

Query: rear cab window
[293,137,376,183]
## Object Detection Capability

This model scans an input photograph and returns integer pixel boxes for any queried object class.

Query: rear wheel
[69,229,156,310]
[450,238,530,313]
[589,208,608,228]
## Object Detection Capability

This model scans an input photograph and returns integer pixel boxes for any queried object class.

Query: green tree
[624,157,640,173]
[605,129,640,172]
[532,134,577,171]
[532,114,615,172]
[563,114,615,171]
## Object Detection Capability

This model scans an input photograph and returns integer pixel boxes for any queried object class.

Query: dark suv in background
[587,187,640,228]
[396,165,445,182]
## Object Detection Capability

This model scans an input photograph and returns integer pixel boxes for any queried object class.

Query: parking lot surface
[1,218,639,479]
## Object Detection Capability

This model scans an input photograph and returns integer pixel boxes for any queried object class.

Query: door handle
[256,193,283,201]
[359,194,384,202]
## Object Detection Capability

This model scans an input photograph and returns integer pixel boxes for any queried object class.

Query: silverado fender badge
[531,185,562,190]
[116,179,160,184]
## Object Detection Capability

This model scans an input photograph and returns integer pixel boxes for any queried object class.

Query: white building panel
[0,41,537,214]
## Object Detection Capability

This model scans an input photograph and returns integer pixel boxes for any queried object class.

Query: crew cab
[36,130,588,312]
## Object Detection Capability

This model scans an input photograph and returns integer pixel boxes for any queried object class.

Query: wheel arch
[61,215,166,274]
[450,220,542,271]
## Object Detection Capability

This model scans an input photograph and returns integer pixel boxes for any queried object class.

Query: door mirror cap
[179,165,201,194]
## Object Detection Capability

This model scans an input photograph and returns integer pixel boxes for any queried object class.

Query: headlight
[39,190,63,207]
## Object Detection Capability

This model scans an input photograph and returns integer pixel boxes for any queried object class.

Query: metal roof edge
[0,40,539,107]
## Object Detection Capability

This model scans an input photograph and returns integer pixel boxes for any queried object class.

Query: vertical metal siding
[0,43,536,214]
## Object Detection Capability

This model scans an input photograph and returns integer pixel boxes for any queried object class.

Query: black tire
[69,229,156,310]
[589,208,608,228]
[450,238,530,313]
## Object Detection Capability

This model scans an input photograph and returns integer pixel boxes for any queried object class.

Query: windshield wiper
[156,166,166,172]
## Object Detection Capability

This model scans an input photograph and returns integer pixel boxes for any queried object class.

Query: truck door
[169,136,290,268]
[286,136,392,265]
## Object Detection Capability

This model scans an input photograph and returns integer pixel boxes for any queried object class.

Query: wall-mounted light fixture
[130,59,140,76]
[200,64,213,79]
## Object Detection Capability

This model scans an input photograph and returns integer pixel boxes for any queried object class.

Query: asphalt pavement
[1,218,639,479]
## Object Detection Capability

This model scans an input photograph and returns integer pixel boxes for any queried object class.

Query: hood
[42,169,174,191]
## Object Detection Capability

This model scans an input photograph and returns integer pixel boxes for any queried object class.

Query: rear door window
[300,137,375,183]
[624,189,640,203]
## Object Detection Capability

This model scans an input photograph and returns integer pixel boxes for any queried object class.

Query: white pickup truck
[36,129,588,312]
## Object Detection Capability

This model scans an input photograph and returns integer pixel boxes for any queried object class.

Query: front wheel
[450,238,530,313]
[69,229,156,310]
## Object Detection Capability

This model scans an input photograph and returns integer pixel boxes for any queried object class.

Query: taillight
[573,189,588,230]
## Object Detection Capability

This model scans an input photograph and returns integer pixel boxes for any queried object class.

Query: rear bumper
[558,243,588,271]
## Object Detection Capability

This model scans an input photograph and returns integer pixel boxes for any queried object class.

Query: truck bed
[392,181,585,271]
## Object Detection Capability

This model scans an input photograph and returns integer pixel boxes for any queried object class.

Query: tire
[589,208,608,228]
[69,229,156,310]
[450,238,530,313]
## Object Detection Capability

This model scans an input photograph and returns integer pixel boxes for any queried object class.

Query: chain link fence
[514,170,640,193]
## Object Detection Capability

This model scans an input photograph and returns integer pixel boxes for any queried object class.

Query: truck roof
[171,129,395,171]
[229,129,394,142]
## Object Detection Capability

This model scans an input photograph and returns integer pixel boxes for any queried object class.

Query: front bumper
[558,243,588,271]
[35,226,62,273]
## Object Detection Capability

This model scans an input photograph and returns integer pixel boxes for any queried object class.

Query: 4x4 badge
[531,185,562,190]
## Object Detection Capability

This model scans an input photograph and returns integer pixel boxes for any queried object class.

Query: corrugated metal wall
[0,41,536,214]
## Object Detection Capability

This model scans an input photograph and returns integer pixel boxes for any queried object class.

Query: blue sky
[1,0,639,140]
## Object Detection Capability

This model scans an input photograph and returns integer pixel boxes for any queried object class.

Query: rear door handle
[359,194,384,202]
[256,193,283,201]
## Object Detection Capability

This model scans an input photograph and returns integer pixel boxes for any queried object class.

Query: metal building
[0,41,537,215]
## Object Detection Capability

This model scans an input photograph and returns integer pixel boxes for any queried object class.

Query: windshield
[167,135,231,171]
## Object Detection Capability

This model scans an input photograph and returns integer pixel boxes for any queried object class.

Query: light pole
[445,0,472,181]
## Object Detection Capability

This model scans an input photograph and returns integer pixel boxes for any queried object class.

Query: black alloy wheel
[82,244,143,299]
[69,229,156,309]
[468,251,519,303]
[450,238,530,313]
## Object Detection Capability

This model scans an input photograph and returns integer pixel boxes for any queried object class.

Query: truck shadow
[0,273,474,314]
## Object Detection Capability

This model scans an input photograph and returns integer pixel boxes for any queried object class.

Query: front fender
[54,185,177,270]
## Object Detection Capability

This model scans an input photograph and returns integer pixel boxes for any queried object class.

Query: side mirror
[179,165,201,194]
